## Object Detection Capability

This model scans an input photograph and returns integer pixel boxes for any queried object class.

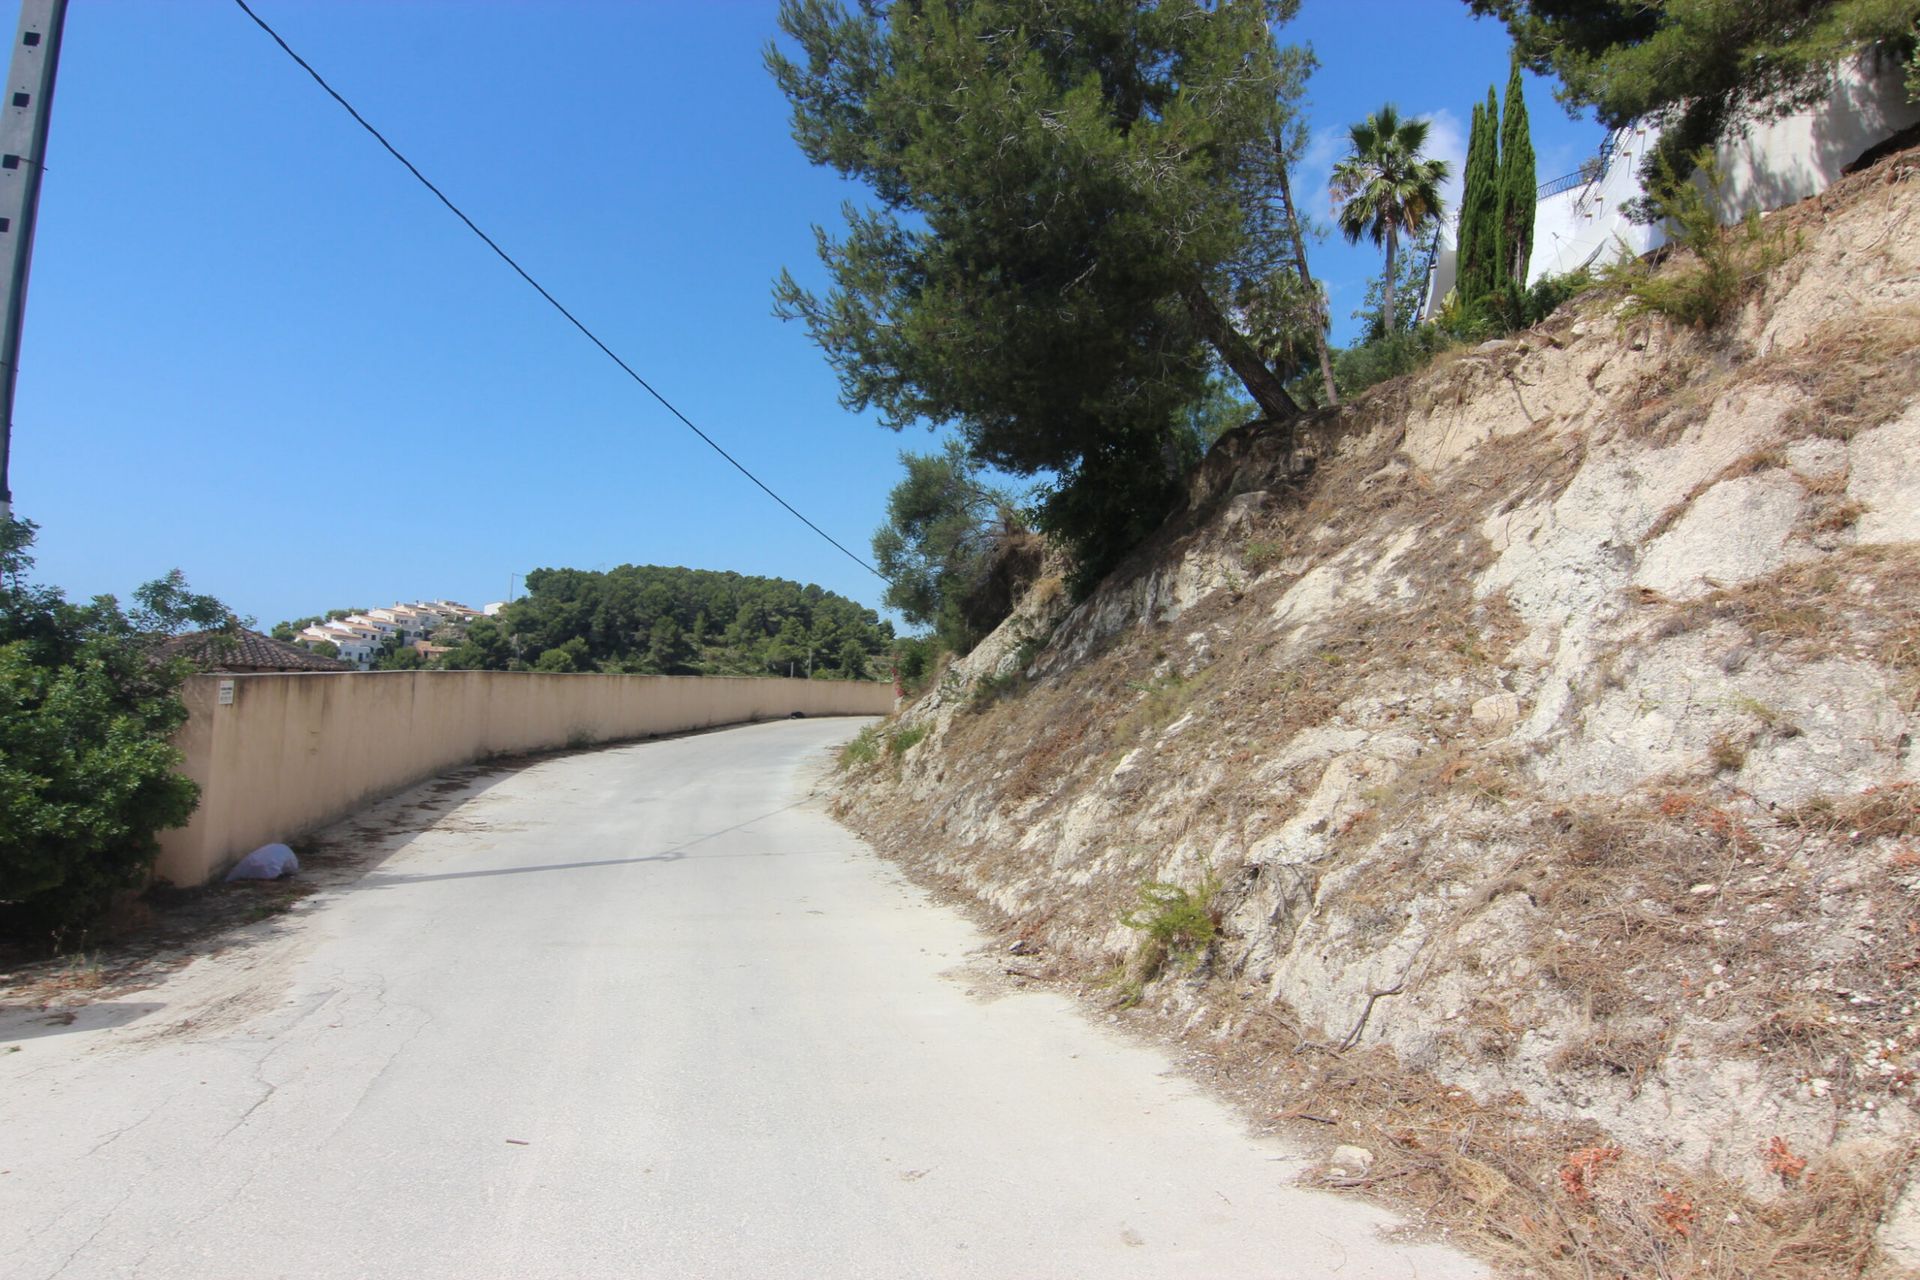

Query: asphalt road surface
[1,718,1482,1279]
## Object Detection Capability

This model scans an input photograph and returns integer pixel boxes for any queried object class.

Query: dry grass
[1148,981,1913,1280]
[1783,782,1919,844]
[1655,545,1920,692]
[1764,306,1920,442]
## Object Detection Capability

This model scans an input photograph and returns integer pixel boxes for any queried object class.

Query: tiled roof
[155,628,354,673]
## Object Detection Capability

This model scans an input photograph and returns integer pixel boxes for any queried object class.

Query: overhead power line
[231,0,883,582]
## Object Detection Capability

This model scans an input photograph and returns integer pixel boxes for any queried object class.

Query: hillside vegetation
[835,150,1920,1277]
[446,565,891,678]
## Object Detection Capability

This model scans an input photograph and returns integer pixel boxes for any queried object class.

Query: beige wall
[155,671,894,887]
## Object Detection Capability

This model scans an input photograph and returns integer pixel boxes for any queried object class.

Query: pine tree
[1497,57,1537,287]
[767,0,1318,586]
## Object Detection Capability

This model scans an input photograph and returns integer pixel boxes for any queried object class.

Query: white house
[427,600,481,622]
[301,624,378,668]
[1420,50,1919,318]
[373,604,442,634]
[344,613,402,640]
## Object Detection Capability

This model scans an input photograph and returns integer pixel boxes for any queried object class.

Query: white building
[344,613,402,639]
[1421,50,1919,318]
[427,600,481,623]
[300,624,378,668]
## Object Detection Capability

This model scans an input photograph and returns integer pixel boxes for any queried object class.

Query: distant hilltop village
[295,601,484,670]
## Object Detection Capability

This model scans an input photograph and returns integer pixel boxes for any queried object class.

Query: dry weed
[1764,306,1920,441]
[1656,545,1920,681]
[1163,987,1914,1280]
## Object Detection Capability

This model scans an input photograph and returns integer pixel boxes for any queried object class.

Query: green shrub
[838,725,883,769]
[1243,540,1285,573]
[1603,150,1795,329]
[891,635,943,697]
[887,722,929,757]
[1120,875,1220,977]
[1333,324,1461,400]
[1520,267,1595,325]
[1,518,231,946]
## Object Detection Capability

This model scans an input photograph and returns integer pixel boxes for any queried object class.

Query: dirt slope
[835,150,1920,1277]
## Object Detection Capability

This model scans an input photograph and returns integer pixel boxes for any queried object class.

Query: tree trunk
[1276,161,1339,408]
[1184,284,1301,422]
[1381,227,1399,338]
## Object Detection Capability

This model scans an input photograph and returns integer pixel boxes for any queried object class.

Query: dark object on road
[789,711,806,719]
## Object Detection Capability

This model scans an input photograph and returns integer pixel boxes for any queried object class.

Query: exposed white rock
[1850,404,1920,544]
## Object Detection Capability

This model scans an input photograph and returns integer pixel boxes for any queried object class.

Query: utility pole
[0,0,65,521]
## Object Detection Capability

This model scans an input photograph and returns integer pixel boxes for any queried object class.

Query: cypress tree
[1456,87,1502,311]
[1497,57,1536,287]
[1455,99,1485,308]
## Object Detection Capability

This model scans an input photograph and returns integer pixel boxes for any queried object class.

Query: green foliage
[1469,0,1920,196]
[1498,57,1537,287]
[891,635,942,697]
[1601,151,1797,328]
[1332,324,1462,400]
[872,442,1026,655]
[1243,540,1286,572]
[1332,103,1451,338]
[837,725,882,769]
[473,564,890,678]
[1120,875,1221,982]
[1322,257,1595,405]
[533,638,591,673]
[1518,267,1596,324]
[1186,377,1261,454]
[1033,426,1196,597]
[373,644,423,671]
[436,616,515,671]
[769,0,1318,588]
[0,518,230,944]
[1350,238,1431,342]
[833,637,868,680]
[1458,64,1535,315]
[887,722,929,758]
[1457,90,1503,310]
[307,639,339,660]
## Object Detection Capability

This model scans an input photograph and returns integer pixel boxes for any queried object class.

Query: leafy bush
[887,723,929,757]
[837,725,883,770]
[1520,268,1596,325]
[1121,880,1218,958]
[891,635,943,697]
[1,518,231,945]
[1243,540,1285,572]
[1603,151,1795,329]
[1333,324,1462,400]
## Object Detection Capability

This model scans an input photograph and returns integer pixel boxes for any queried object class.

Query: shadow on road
[354,797,814,887]
[0,1001,165,1043]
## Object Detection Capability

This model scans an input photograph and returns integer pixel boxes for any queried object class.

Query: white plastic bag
[224,842,299,882]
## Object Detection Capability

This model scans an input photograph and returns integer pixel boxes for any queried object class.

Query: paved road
[1,719,1480,1279]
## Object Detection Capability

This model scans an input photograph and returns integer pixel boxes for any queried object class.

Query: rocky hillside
[834,149,1920,1278]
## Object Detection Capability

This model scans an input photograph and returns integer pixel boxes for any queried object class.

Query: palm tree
[1330,104,1450,338]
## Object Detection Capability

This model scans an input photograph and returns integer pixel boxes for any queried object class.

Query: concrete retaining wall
[154,671,894,887]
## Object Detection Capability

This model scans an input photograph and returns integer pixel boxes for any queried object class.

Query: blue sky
[14,1,1602,629]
